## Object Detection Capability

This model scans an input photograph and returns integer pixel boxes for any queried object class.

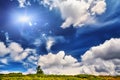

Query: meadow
[0,73,120,80]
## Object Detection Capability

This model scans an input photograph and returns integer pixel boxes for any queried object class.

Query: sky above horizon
[0,0,120,75]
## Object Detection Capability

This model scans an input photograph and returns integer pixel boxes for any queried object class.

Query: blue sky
[0,0,120,75]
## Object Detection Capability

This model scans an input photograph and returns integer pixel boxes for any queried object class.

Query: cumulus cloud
[38,38,120,75]
[80,58,117,75]
[1,38,120,75]
[0,41,36,64]
[81,38,120,75]
[91,0,106,15]
[11,48,33,62]
[81,38,120,61]
[0,41,38,75]
[38,51,81,75]
[8,42,36,62]
[41,0,107,28]
[0,42,10,57]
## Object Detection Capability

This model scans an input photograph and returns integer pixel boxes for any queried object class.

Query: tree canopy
[36,65,44,74]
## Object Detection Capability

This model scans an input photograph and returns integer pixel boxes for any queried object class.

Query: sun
[19,16,30,23]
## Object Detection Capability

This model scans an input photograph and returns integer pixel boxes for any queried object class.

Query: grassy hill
[0,73,120,80]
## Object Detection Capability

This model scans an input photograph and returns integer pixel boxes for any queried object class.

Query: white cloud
[0,41,38,75]
[0,42,36,63]
[8,42,35,62]
[38,51,81,75]
[41,0,107,28]
[91,0,106,15]
[27,55,38,64]
[11,48,33,62]
[18,0,26,7]
[1,58,8,64]
[18,0,31,8]
[0,42,10,57]
[81,38,120,61]
[46,37,55,51]
[45,36,67,52]
[1,38,120,75]
[23,68,36,75]
[9,42,23,52]
[38,38,120,75]
[80,58,116,75]
[81,38,120,75]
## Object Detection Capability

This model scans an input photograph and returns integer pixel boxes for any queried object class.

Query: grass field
[0,73,120,80]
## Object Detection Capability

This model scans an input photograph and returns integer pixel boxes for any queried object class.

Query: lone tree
[36,65,44,74]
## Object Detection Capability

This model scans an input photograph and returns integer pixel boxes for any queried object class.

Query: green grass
[0,73,120,80]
